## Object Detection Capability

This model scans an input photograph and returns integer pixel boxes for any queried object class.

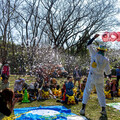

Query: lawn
[3,75,120,120]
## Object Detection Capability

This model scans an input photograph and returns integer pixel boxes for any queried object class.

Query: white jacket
[88,45,111,84]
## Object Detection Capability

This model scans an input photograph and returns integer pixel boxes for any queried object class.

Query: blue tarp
[14,106,76,120]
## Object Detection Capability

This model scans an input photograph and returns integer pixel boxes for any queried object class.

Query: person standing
[1,62,10,80]
[80,34,111,116]
[116,66,120,89]
[73,66,82,87]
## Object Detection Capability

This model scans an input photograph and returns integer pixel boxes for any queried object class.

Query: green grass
[3,75,120,120]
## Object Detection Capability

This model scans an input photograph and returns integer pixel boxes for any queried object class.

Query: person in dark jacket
[56,76,78,104]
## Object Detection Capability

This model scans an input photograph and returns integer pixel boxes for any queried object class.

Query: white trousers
[82,75,106,107]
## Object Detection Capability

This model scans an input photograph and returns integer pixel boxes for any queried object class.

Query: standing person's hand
[94,34,99,38]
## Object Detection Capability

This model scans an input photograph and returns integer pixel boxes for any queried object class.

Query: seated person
[36,77,43,88]
[77,78,87,99]
[61,80,67,100]
[38,81,56,100]
[14,78,25,93]
[80,78,87,92]
[0,88,18,119]
[0,75,9,91]
[43,74,50,83]
[50,78,60,90]
[27,81,39,101]
[104,80,113,99]
[57,76,78,104]
[111,79,118,97]
[22,82,28,90]
[65,76,74,96]
[52,70,58,78]
[105,80,111,91]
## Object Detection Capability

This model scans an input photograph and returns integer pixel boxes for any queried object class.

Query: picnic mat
[13,106,87,120]
[107,103,120,111]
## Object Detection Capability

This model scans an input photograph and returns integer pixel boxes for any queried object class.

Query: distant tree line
[0,0,119,73]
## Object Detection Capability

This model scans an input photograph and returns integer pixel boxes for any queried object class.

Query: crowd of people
[0,61,120,118]
[0,61,87,119]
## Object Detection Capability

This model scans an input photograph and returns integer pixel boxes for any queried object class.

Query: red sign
[102,32,120,42]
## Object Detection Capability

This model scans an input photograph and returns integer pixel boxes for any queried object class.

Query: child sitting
[61,80,67,100]
[38,81,56,100]
[65,76,74,96]
[111,79,118,97]
[80,78,87,92]
[50,78,60,90]
[104,80,113,99]
[27,81,39,101]
[57,76,78,104]
[36,77,43,88]
[77,78,87,99]
[105,80,111,91]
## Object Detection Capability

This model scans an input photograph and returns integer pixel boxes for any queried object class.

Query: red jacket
[1,64,10,76]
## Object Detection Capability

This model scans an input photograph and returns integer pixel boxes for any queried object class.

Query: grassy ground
[3,75,120,120]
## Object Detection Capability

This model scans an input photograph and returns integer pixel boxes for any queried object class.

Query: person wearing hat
[80,34,111,116]
[14,78,25,93]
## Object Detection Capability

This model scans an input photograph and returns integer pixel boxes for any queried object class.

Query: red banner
[102,32,120,42]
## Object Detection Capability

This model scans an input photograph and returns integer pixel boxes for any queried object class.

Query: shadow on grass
[99,115,108,120]
[86,117,92,120]
[63,104,73,109]
[37,99,48,102]
[18,101,32,105]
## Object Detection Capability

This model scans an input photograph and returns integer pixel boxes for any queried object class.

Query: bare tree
[14,0,48,47]
[12,0,49,69]
[43,0,118,55]
[0,0,21,63]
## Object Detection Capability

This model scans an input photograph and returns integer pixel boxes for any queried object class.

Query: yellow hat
[97,45,107,51]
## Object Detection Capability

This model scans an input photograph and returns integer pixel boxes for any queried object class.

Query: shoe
[100,110,107,116]
[80,109,85,116]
